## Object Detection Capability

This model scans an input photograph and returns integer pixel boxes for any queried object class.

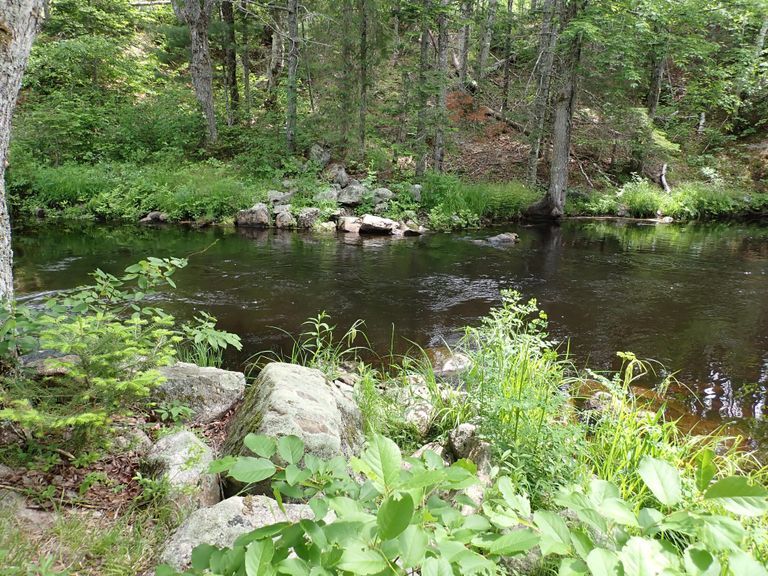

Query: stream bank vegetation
[1,260,767,573]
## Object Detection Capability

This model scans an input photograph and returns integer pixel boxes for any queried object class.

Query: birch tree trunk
[526,0,558,185]
[241,9,251,113]
[433,0,450,172]
[0,0,45,302]
[415,0,432,177]
[221,0,238,124]
[171,0,217,144]
[358,0,368,158]
[475,0,498,80]
[459,0,473,85]
[286,0,299,152]
[755,16,768,62]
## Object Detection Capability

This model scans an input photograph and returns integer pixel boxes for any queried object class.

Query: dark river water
[12,220,768,441]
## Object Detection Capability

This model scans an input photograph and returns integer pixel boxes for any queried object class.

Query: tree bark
[755,16,768,62]
[459,0,473,85]
[265,11,284,111]
[526,0,558,185]
[171,0,217,144]
[542,0,584,218]
[221,0,238,125]
[0,0,45,302]
[339,0,355,155]
[433,0,450,172]
[646,51,666,119]
[415,0,431,177]
[500,0,514,113]
[241,8,251,113]
[358,0,368,158]
[476,0,498,80]
[286,0,299,152]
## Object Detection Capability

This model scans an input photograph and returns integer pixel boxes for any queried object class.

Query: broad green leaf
[498,477,531,517]
[208,455,237,474]
[619,537,672,576]
[337,548,387,575]
[638,508,664,533]
[586,548,620,576]
[243,434,276,458]
[377,492,414,540]
[309,497,328,521]
[589,480,620,506]
[359,434,402,493]
[570,528,594,560]
[229,457,277,484]
[728,551,768,576]
[398,525,428,568]
[245,540,275,576]
[534,511,571,556]
[489,528,540,556]
[704,476,768,516]
[455,548,496,575]
[683,545,720,576]
[601,498,640,527]
[191,543,217,570]
[422,557,453,576]
[695,449,717,493]
[277,557,310,576]
[234,523,290,547]
[285,464,310,486]
[559,558,588,576]
[638,457,682,507]
[277,435,305,465]
[698,515,745,552]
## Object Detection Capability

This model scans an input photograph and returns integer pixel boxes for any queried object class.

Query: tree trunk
[171,0,217,143]
[221,0,238,124]
[755,16,768,61]
[646,51,666,119]
[526,0,558,185]
[286,0,299,152]
[500,0,514,113]
[339,0,355,155]
[542,0,584,218]
[459,0,473,85]
[265,11,284,111]
[358,0,368,158]
[415,0,431,177]
[476,0,498,80]
[433,0,450,172]
[0,0,45,302]
[241,9,251,113]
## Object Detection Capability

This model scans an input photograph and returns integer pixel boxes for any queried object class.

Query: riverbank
[8,160,768,231]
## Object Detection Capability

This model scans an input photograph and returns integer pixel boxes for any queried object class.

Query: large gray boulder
[155,362,246,424]
[337,216,362,233]
[372,187,395,204]
[160,496,315,571]
[145,430,219,509]
[327,164,350,188]
[268,190,294,206]
[298,207,321,229]
[236,204,271,228]
[314,185,340,203]
[359,214,398,235]
[275,210,297,229]
[308,144,331,167]
[222,363,363,462]
[338,184,367,206]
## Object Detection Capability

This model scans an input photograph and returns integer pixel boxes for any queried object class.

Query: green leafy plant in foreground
[158,434,768,576]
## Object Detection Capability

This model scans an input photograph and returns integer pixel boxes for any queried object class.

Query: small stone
[372,187,395,204]
[315,221,337,233]
[308,144,331,168]
[139,211,168,224]
[327,164,349,188]
[359,214,398,235]
[273,203,292,214]
[410,184,422,202]
[337,216,362,233]
[298,207,321,229]
[314,186,340,203]
[338,184,367,206]
[112,427,152,456]
[268,190,294,205]
[487,232,519,245]
[449,423,479,460]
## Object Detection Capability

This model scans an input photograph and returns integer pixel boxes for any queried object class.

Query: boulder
[154,362,246,424]
[139,211,168,224]
[222,363,363,463]
[308,144,331,168]
[160,496,315,571]
[449,423,480,460]
[359,215,398,235]
[410,184,423,202]
[327,164,350,188]
[337,216,362,233]
[372,187,395,204]
[298,207,321,229]
[433,350,472,379]
[373,203,389,214]
[448,424,493,512]
[236,204,271,228]
[145,430,219,509]
[314,185,340,203]
[412,442,453,466]
[20,350,79,379]
[398,221,425,237]
[338,184,367,206]
[273,203,292,214]
[112,426,152,456]
[275,211,298,229]
[268,190,294,205]
[315,221,337,233]
[487,232,519,245]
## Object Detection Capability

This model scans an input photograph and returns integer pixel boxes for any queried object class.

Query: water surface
[13,220,768,439]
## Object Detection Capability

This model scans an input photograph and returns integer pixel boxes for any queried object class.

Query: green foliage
[160,435,768,576]
[178,312,242,368]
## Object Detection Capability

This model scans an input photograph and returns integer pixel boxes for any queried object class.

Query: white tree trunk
[0,0,45,302]
[171,0,217,144]
[476,0,498,80]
